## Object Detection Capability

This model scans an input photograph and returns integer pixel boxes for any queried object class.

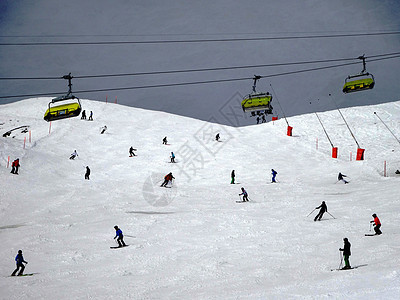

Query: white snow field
[1,98,400,299]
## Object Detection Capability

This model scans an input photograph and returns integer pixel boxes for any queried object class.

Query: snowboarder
[70,150,78,160]
[88,111,93,121]
[215,133,220,141]
[239,187,249,202]
[100,126,107,134]
[370,214,382,235]
[338,172,348,184]
[85,166,90,180]
[81,110,86,120]
[129,147,137,157]
[163,137,168,145]
[11,159,20,174]
[11,250,28,276]
[271,169,277,183]
[339,238,351,269]
[113,225,126,247]
[231,170,235,184]
[161,172,174,187]
[314,201,327,221]
[170,152,176,163]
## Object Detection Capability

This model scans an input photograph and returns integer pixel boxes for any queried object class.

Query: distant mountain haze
[0,0,399,125]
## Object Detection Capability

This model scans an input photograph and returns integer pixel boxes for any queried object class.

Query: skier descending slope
[238,187,249,202]
[129,146,137,157]
[369,214,382,235]
[11,250,28,276]
[231,170,235,184]
[338,172,349,184]
[161,172,174,187]
[271,169,277,183]
[70,150,78,160]
[170,152,176,163]
[113,225,126,248]
[314,201,327,221]
[85,166,91,180]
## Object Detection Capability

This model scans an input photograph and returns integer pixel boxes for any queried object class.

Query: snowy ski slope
[1,98,400,299]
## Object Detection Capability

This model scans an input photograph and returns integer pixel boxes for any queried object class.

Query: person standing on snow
[81,110,86,120]
[271,169,277,183]
[163,137,168,145]
[129,147,137,157]
[113,226,126,247]
[10,159,16,174]
[88,111,93,121]
[231,170,235,184]
[11,159,20,175]
[314,201,327,221]
[239,187,249,202]
[170,152,176,163]
[262,114,266,123]
[85,166,91,180]
[161,172,174,187]
[338,172,348,184]
[11,250,28,276]
[215,133,220,141]
[339,238,351,269]
[70,150,78,160]
[370,214,382,235]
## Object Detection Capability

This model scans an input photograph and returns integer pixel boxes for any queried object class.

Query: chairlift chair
[44,73,82,122]
[342,55,375,94]
[241,75,273,115]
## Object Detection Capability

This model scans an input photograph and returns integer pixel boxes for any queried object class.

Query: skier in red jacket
[370,214,382,235]
[161,172,174,187]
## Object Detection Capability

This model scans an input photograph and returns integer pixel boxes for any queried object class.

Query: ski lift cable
[0,54,400,100]
[0,31,399,46]
[1,29,399,39]
[0,51,399,81]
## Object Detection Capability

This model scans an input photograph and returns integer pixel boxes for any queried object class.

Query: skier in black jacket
[11,250,28,276]
[339,238,351,269]
[314,201,327,221]
[338,172,348,184]
[85,166,90,180]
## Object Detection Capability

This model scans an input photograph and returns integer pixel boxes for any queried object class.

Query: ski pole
[327,212,336,219]
[369,222,372,232]
[339,251,343,269]
[307,208,316,217]
[238,194,242,202]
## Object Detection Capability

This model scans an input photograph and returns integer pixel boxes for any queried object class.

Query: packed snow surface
[1,98,400,299]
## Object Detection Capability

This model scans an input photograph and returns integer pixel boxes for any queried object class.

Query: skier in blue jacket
[11,250,28,276]
[271,169,278,183]
[170,152,176,163]
[114,226,126,247]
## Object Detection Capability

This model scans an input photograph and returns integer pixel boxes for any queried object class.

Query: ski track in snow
[1,98,400,299]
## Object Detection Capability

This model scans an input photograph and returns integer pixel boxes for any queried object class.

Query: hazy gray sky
[1,0,399,126]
